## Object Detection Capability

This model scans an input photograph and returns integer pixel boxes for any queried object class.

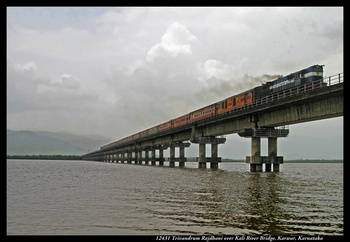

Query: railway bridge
[82,73,343,172]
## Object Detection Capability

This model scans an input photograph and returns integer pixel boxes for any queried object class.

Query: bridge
[82,73,343,172]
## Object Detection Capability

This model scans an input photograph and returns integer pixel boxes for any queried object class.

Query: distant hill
[7,130,111,155]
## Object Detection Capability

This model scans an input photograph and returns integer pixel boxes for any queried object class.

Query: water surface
[7,160,343,235]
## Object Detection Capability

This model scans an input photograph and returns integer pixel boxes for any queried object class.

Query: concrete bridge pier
[210,143,219,169]
[268,137,283,172]
[168,142,191,167]
[127,151,132,164]
[144,149,150,165]
[120,153,124,163]
[134,151,137,164]
[150,145,167,166]
[121,152,125,163]
[151,148,156,166]
[194,137,226,169]
[198,143,207,168]
[179,146,186,167]
[122,152,126,163]
[239,128,287,172]
[158,146,165,166]
[249,137,262,172]
[169,146,175,167]
[137,150,142,165]
[266,137,275,172]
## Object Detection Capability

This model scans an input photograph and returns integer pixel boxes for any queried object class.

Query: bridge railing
[326,72,343,86]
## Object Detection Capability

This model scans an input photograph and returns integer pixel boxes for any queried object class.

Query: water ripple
[7,160,343,235]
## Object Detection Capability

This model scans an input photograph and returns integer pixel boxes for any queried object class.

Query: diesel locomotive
[101,64,324,150]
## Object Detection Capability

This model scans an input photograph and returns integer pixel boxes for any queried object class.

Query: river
[7,159,343,235]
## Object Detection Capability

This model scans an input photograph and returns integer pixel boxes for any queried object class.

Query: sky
[7,7,343,159]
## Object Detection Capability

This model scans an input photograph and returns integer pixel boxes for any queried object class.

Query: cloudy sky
[7,7,343,159]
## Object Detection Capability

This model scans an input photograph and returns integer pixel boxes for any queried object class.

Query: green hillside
[7,130,109,155]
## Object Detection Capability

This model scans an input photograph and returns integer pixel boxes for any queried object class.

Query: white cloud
[146,22,197,63]
[18,61,38,73]
[198,59,231,83]
[55,73,80,89]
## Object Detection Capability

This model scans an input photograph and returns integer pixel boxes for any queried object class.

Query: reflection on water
[7,160,343,235]
[148,172,289,235]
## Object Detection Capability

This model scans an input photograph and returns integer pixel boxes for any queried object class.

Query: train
[101,65,324,150]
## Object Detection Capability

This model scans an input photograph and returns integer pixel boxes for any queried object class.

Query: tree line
[7,154,82,160]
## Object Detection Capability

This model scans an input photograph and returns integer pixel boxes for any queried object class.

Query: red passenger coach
[216,97,233,115]
[140,130,148,138]
[216,89,255,115]
[159,120,173,132]
[190,105,216,122]
[148,126,159,135]
[235,93,246,108]
[174,114,189,127]
[234,90,254,108]
[245,90,254,106]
